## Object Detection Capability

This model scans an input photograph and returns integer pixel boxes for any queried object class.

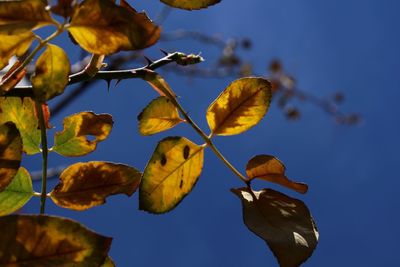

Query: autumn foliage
[0,0,318,266]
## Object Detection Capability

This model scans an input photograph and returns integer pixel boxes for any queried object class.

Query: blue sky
[21,0,400,266]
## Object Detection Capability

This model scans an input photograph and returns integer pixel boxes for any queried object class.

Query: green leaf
[31,44,71,101]
[68,0,161,54]
[0,32,35,70]
[246,155,308,194]
[206,77,271,136]
[138,96,183,136]
[0,214,112,266]
[232,187,319,267]
[0,122,22,192]
[0,0,54,35]
[160,0,221,10]
[50,161,141,211]
[140,136,204,214]
[0,167,33,216]
[0,97,41,154]
[52,112,113,157]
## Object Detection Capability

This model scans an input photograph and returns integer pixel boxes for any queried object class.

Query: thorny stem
[35,101,49,214]
[170,97,250,184]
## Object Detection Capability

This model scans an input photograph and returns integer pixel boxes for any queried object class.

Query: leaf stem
[171,97,249,184]
[35,101,49,214]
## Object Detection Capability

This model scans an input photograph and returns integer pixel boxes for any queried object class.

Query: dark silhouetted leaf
[0,0,54,35]
[232,187,318,267]
[138,96,183,135]
[31,44,71,101]
[206,77,271,136]
[51,0,75,18]
[50,161,141,211]
[160,0,221,10]
[68,0,161,54]
[0,122,22,192]
[0,214,112,266]
[246,155,308,194]
[52,112,113,157]
[0,97,40,154]
[140,136,204,214]
[0,167,33,216]
[0,32,35,71]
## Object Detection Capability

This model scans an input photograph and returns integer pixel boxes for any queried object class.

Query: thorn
[113,79,122,90]
[144,56,153,66]
[160,49,169,56]
[105,79,112,91]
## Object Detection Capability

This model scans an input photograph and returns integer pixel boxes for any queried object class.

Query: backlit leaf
[160,0,221,10]
[138,96,183,135]
[101,256,116,267]
[206,77,271,136]
[50,161,141,211]
[0,122,22,192]
[232,187,319,267]
[52,111,113,157]
[139,70,177,99]
[246,155,308,194]
[0,167,33,216]
[68,0,161,54]
[0,97,41,154]
[0,32,35,71]
[31,44,71,101]
[0,0,54,35]
[140,136,204,213]
[0,214,112,266]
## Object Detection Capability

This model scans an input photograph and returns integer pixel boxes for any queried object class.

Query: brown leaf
[0,122,22,192]
[246,155,308,194]
[232,187,319,267]
[160,0,221,10]
[50,161,141,210]
[0,60,26,92]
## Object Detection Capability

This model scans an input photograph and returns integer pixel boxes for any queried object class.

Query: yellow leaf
[0,32,35,70]
[0,214,112,266]
[0,97,41,154]
[0,122,22,192]
[160,0,221,10]
[68,0,161,54]
[139,70,177,99]
[246,155,308,194]
[101,256,116,267]
[206,77,271,136]
[0,167,33,216]
[50,161,141,211]
[138,96,183,136]
[140,136,204,213]
[0,0,54,35]
[232,188,318,267]
[31,44,71,101]
[52,111,113,157]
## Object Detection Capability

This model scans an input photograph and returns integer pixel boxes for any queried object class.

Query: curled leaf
[68,0,161,54]
[0,97,41,154]
[140,136,204,214]
[246,155,308,194]
[160,0,221,10]
[0,0,53,35]
[31,44,71,101]
[138,96,183,135]
[0,122,22,192]
[139,70,176,99]
[0,214,112,266]
[206,77,271,136]
[232,187,319,267]
[0,60,27,92]
[0,167,33,216]
[52,111,113,157]
[0,32,35,71]
[50,161,141,211]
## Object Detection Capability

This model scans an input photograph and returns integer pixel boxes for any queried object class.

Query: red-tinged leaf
[50,161,141,211]
[0,214,112,266]
[246,155,308,194]
[0,60,26,92]
[68,0,161,54]
[160,0,221,10]
[0,0,54,35]
[0,122,22,192]
[139,70,176,99]
[34,102,52,129]
[232,187,319,267]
